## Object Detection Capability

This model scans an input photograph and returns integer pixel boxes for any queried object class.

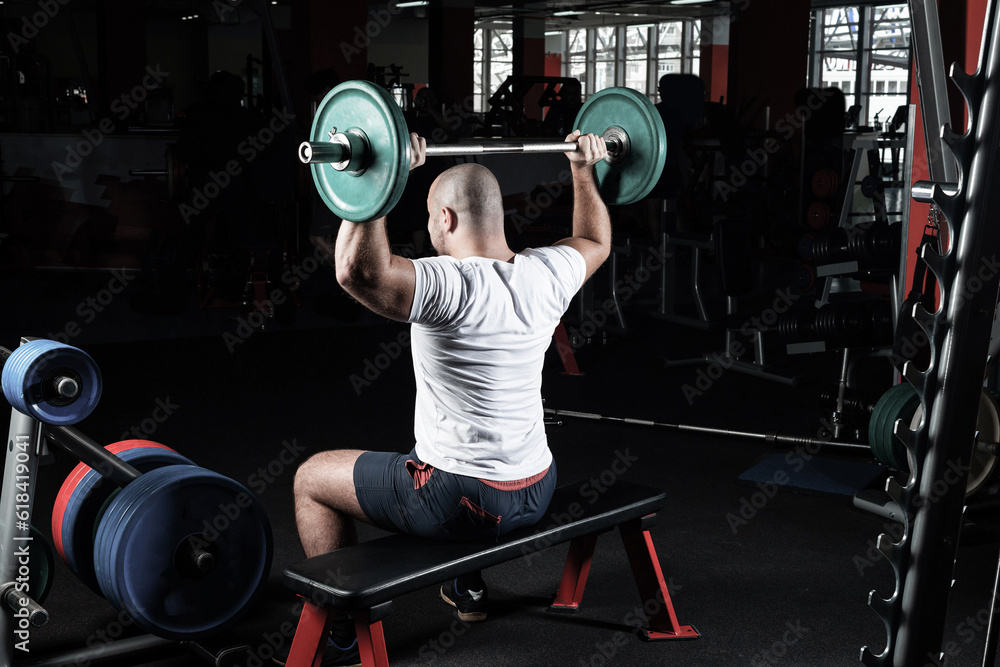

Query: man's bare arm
[334,133,427,322]
[335,217,415,321]
[554,130,612,281]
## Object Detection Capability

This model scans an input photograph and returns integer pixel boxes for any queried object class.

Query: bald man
[291,130,609,647]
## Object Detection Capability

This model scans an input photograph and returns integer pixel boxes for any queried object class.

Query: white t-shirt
[407,245,586,481]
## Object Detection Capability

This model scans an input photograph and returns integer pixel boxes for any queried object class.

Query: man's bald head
[428,163,504,231]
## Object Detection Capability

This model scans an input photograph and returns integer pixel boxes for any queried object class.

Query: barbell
[299,80,667,221]
[52,440,195,594]
[2,340,273,641]
[92,463,272,640]
[43,431,273,641]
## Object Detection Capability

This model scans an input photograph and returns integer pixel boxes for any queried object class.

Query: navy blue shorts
[353,449,557,542]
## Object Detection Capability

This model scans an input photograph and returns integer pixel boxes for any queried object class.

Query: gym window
[474,26,514,113]
[566,28,588,92]
[808,4,912,128]
[549,19,702,101]
[595,27,617,94]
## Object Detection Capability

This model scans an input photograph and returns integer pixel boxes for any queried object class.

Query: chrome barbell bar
[298,126,630,170]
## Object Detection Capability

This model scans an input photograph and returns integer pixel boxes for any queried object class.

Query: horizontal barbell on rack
[544,408,871,451]
[548,405,1000,488]
[2,339,274,641]
[299,81,667,221]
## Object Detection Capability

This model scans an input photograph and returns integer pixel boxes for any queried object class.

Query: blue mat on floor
[738,454,885,497]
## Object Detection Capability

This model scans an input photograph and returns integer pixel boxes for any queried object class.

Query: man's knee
[293,452,331,496]
[294,450,364,497]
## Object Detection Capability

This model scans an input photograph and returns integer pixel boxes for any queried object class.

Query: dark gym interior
[2,1,1000,666]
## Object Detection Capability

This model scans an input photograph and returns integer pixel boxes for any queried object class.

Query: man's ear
[442,206,458,232]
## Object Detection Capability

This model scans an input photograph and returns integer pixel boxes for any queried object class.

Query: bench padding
[283,481,665,611]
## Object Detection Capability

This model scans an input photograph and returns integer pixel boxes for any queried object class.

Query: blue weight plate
[58,444,193,593]
[1,340,103,425]
[94,465,273,640]
[95,469,166,614]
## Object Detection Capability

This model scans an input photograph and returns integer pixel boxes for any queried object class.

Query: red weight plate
[52,440,192,593]
[807,201,831,230]
[811,168,839,198]
[52,440,173,561]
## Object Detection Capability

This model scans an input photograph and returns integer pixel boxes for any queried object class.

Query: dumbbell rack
[0,338,262,667]
[811,129,911,283]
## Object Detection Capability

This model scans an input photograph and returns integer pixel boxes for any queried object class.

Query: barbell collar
[977,439,1000,456]
[911,180,958,203]
[601,126,630,165]
[55,376,80,400]
[1,583,47,627]
[299,128,370,175]
[174,535,218,580]
[299,139,346,165]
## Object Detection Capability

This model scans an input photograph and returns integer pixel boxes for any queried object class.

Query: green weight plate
[880,383,919,470]
[869,382,918,470]
[28,525,54,604]
[875,383,904,466]
[868,385,896,465]
[310,81,410,221]
[890,388,921,471]
[573,87,667,206]
[884,383,916,468]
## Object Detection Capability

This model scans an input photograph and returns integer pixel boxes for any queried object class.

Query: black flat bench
[282,481,698,666]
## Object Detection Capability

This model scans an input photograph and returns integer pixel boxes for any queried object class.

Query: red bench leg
[354,609,390,667]
[620,520,699,641]
[550,533,599,612]
[287,600,335,666]
[287,601,391,667]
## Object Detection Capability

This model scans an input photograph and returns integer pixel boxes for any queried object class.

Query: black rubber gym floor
[5,271,1000,667]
